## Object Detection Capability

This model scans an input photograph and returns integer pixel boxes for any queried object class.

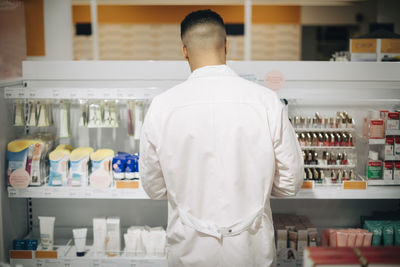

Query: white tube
[73,228,87,257]
[39,216,55,250]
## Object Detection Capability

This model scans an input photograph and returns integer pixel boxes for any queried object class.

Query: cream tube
[73,228,87,257]
[39,216,55,250]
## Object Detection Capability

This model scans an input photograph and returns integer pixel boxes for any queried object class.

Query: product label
[369,120,385,139]
[370,120,384,125]
[388,112,400,120]
[368,161,382,179]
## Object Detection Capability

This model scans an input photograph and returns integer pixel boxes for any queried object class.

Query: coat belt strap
[178,207,264,240]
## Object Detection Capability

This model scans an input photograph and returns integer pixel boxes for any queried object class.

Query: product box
[383,161,394,180]
[385,137,395,160]
[350,38,400,62]
[367,161,383,179]
[387,112,400,130]
[395,137,400,160]
[394,162,400,180]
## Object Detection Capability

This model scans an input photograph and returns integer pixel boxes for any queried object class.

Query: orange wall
[24,0,45,56]
[72,5,300,24]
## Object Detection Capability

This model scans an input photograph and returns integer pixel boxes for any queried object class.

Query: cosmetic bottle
[312,133,318,146]
[336,153,342,165]
[329,133,335,146]
[335,133,341,146]
[342,152,348,165]
[318,133,324,147]
[324,133,330,146]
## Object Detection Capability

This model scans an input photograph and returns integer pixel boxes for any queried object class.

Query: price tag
[92,259,101,267]
[85,188,93,197]
[37,259,44,266]
[69,92,78,99]
[52,89,60,99]
[44,188,52,197]
[130,260,138,267]
[64,259,71,267]
[343,181,367,190]
[87,89,95,99]
[103,91,111,99]
[68,188,77,197]
[117,89,125,99]
[28,89,37,98]
[127,91,136,99]
[17,89,25,98]
[4,88,13,98]
[301,181,314,189]
[8,187,17,197]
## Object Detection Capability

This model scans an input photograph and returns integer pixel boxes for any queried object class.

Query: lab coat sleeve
[139,102,167,200]
[270,98,304,197]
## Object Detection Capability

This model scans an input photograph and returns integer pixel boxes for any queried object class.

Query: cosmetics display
[25,100,53,127]
[292,111,358,184]
[363,110,400,184]
[303,247,400,267]
[273,214,318,262]
[292,112,354,130]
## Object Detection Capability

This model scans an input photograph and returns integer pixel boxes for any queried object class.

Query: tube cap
[76,251,85,257]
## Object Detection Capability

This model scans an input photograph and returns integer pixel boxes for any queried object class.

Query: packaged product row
[291,111,355,130]
[7,136,140,189]
[274,210,400,266]
[303,168,356,184]
[12,99,149,139]
[303,246,400,267]
[13,216,166,258]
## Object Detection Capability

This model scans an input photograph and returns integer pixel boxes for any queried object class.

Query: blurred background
[1,0,400,79]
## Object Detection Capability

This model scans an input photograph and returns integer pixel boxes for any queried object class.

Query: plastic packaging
[72,228,87,257]
[69,147,94,186]
[106,217,121,256]
[58,101,71,138]
[48,149,70,186]
[93,217,107,255]
[39,216,55,250]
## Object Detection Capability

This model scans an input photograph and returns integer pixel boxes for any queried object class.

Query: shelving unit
[1,61,400,266]
[6,185,399,200]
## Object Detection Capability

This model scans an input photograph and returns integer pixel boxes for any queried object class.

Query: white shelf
[386,129,400,136]
[9,182,399,200]
[367,180,400,185]
[4,87,166,100]
[284,185,400,199]
[8,185,150,199]
[10,245,167,267]
[368,139,386,145]
[301,146,355,150]
[294,128,355,132]
[303,164,356,169]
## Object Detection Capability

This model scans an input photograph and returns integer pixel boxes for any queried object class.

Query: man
[139,9,303,267]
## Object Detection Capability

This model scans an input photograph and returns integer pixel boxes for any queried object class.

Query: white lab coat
[140,65,303,267]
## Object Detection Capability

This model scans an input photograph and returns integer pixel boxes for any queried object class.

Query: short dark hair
[180,9,226,39]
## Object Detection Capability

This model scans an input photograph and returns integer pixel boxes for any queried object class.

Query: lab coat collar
[188,64,238,80]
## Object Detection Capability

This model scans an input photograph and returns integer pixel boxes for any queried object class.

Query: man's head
[180,9,227,71]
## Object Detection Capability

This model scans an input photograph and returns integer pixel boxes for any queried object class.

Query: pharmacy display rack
[1,61,400,266]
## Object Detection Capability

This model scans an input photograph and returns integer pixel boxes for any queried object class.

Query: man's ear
[182,45,189,60]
